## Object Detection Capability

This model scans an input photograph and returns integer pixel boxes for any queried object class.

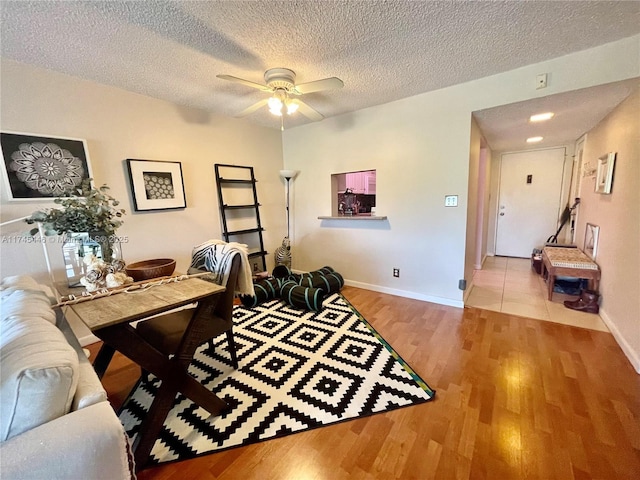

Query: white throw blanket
[188,240,255,296]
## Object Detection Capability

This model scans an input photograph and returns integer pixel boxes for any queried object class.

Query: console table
[63,277,226,470]
[542,247,600,301]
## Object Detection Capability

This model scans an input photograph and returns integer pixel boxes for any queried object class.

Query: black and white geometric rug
[118,293,435,465]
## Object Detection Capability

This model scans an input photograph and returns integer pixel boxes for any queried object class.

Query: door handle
[500,213,505,216]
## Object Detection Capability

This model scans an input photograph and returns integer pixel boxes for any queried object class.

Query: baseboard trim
[78,333,100,347]
[286,271,464,308]
[599,308,640,374]
[343,279,464,309]
[463,277,475,303]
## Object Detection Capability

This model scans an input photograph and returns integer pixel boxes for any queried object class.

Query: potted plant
[25,179,126,285]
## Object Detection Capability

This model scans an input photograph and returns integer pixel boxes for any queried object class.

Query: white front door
[495,148,565,257]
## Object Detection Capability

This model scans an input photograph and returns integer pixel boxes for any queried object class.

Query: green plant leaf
[23,179,125,236]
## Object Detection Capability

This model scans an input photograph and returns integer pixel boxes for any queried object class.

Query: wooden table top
[67,277,225,331]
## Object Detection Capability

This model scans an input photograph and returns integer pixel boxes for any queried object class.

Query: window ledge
[318,215,388,221]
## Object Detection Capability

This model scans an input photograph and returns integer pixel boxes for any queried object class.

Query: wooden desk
[542,247,600,301]
[65,277,226,470]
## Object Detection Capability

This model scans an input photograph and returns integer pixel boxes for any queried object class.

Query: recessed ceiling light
[527,136,544,143]
[530,112,554,122]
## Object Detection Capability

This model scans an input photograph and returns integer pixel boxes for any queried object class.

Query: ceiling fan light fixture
[286,100,299,115]
[268,96,283,116]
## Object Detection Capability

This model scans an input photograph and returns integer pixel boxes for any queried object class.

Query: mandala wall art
[1,132,93,200]
[126,159,186,211]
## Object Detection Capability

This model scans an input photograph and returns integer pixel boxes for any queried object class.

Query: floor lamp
[275,169,298,267]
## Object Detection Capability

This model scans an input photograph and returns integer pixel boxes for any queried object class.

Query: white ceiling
[474,78,639,152]
[1,1,639,148]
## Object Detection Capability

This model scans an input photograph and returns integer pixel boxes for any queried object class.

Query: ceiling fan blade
[291,99,324,121]
[295,77,344,95]
[217,74,271,92]
[236,98,269,117]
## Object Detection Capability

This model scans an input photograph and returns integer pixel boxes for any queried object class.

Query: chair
[136,254,241,369]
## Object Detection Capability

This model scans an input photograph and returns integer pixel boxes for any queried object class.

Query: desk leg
[542,262,553,301]
[132,379,184,468]
[95,312,228,469]
[93,343,116,379]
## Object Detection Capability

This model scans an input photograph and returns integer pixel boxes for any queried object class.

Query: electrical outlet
[393,268,400,278]
[445,195,458,207]
[536,73,548,89]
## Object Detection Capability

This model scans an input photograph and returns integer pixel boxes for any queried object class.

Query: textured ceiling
[1,0,640,146]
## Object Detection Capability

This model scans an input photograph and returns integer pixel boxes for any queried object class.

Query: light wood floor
[466,256,609,332]
[89,286,640,480]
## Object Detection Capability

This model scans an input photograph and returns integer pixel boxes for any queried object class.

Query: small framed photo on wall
[126,159,187,211]
[595,152,616,194]
[0,131,93,201]
[584,223,600,260]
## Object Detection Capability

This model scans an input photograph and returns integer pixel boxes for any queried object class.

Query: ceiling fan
[217,68,343,126]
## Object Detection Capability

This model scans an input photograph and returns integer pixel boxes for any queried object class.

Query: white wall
[282,35,640,307]
[479,147,492,266]
[0,59,284,341]
[464,116,483,297]
[574,87,640,372]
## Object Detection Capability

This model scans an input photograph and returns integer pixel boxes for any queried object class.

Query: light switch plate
[445,195,458,207]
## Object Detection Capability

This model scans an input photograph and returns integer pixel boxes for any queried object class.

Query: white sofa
[0,276,134,479]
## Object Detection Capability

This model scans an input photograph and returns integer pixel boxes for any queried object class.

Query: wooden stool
[542,247,600,301]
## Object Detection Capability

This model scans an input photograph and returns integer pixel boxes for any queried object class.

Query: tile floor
[466,256,609,332]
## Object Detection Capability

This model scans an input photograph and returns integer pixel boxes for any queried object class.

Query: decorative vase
[62,232,122,287]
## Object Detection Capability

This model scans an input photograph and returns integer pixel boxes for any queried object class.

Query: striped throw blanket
[188,240,255,296]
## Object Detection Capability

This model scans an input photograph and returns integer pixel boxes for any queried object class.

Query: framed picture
[595,152,616,194]
[1,131,93,201]
[126,159,186,211]
[584,223,599,260]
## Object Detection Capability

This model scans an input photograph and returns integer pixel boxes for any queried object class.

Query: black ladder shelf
[214,164,267,272]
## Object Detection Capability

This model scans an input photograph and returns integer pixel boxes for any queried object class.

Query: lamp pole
[276,170,298,267]
[284,175,292,238]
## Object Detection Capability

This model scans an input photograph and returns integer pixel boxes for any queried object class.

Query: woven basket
[125,258,176,281]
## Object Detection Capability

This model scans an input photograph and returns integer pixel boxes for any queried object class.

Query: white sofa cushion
[0,275,57,309]
[1,292,79,442]
[55,315,109,410]
[0,288,56,325]
[0,401,135,480]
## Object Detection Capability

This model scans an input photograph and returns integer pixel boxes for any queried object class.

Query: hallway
[466,256,609,332]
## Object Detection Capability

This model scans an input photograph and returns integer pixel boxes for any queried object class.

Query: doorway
[495,147,565,257]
